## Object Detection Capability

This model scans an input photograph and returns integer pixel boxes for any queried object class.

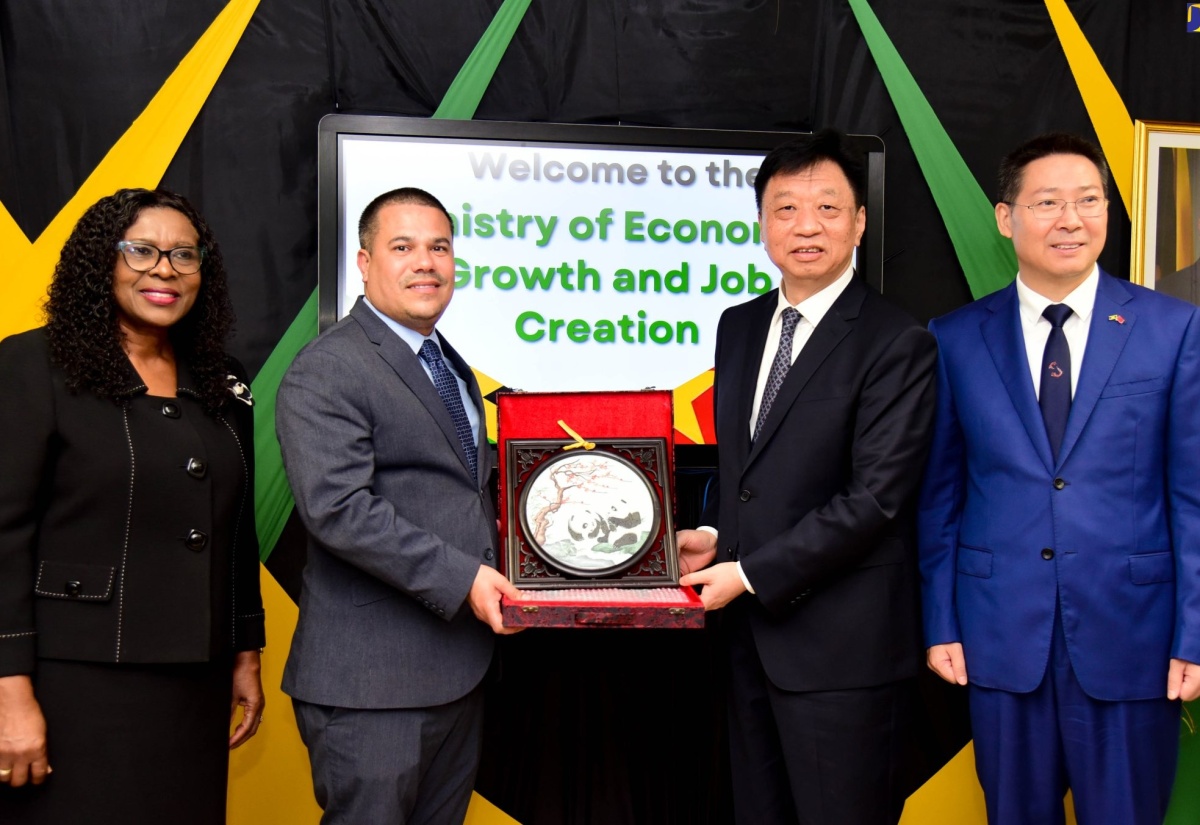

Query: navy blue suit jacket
[919,271,1200,701]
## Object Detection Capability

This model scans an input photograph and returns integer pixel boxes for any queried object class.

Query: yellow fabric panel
[673,368,715,445]
[473,367,503,442]
[900,742,987,824]
[0,0,260,340]
[1043,0,1134,215]
[465,794,522,825]
[1176,149,1194,268]
[227,567,323,823]
[900,741,1077,824]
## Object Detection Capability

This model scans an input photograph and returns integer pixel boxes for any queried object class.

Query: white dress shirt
[1014,266,1099,400]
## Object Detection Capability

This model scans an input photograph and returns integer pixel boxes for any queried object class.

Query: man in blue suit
[919,133,1200,824]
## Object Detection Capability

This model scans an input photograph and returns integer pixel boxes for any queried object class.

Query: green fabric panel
[847,0,1016,299]
[252,0,534,561]
[1165,707,1200,825]
[433,0,534,120]
[251,287,318,561]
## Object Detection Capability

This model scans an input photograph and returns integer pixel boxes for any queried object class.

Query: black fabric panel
[263,508,309,604]
[4,2,1199,822]
[156,0,331,371]
[0,1,218,240]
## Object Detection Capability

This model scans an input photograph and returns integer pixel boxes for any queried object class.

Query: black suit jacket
[704,277,937,692]
[0,328,264,676]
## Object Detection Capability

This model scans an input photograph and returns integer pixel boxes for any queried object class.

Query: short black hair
[754,129,866,212]
[357,187,455,249]
[997,133,1109,204]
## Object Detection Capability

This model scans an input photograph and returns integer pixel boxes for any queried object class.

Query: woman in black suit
[0,189,265,824]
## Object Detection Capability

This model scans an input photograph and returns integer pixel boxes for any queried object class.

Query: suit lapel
[745,280,859,468]
[349,299,478,483]
[1056,272,1134,467]
[980,283,1055,474]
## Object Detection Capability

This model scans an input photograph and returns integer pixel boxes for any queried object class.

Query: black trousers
[723,604,914,825]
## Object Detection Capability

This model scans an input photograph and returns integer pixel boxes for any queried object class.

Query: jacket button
[1053,478,1066,490]
[185,458,207,479]
[65,580,82,597]
[1041,548,1054,560]
[184,529,209,551]
[739,489,752,501]
[161,401,181,419]
[484,549,495,561]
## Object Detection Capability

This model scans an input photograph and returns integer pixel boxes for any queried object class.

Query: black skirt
[0,658,233,825]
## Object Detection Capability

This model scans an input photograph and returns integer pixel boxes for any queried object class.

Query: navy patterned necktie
[754,307,801,441]
[418,339,478,482]
[1039,303,1074,462]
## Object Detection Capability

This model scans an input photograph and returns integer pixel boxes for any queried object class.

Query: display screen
[318,116,885,442]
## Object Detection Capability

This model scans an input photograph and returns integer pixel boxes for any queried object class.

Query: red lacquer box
[497,391,704,629]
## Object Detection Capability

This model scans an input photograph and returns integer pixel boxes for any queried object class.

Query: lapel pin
[1108,314,1125,324]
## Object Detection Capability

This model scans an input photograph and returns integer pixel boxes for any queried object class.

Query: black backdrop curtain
[4,2,1198,822]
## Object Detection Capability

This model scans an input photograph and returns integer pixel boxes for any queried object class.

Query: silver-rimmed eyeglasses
[115,241,205,274]
[1005,196,1108,219]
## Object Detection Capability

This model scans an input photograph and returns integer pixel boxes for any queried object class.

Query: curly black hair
[44,188,236,414]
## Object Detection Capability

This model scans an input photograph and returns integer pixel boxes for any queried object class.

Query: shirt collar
[1015,265,1099,327]
[775,263,855,326]
[363,296,441,355]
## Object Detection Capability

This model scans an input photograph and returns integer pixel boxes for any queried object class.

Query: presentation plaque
[498,391,703,628]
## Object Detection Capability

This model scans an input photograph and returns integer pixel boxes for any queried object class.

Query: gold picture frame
[1131,120,1200,301]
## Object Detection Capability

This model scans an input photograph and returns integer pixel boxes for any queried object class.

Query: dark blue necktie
[1039,303,1074,462]
[418,339,478,482]
[754,307,801,440]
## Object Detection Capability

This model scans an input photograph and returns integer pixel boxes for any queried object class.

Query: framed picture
[505,437,679,589]
[1131,120,1200,303]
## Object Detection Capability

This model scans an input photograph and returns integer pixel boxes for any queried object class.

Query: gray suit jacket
[277,297,497,709]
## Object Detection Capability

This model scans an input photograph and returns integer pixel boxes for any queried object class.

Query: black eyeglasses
[1005,196,1108,219]
[115,241,205,274]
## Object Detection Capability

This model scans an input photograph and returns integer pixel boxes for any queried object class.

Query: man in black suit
[678,130,937,825]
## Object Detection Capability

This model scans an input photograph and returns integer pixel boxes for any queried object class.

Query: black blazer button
[484,549,495,561]
[739,489,752,501]
[1053,478,1066,490]
[161,401,181,419]
[1041,548,1055,560]
[184,529,209,551]
[65,580,82,597]
[186,458,207,479]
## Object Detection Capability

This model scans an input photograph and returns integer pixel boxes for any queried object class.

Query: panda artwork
[523,451,659,574]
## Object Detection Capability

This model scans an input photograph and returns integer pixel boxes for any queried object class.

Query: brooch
[227,374,254,406]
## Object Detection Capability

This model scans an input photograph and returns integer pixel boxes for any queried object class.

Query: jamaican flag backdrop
[2,2,1198,823]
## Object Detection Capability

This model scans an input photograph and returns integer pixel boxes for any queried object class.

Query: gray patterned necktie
[754,307,801,440]
[418,339,478,482]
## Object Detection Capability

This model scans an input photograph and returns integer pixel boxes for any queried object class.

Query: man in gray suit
[277,187,520,824]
